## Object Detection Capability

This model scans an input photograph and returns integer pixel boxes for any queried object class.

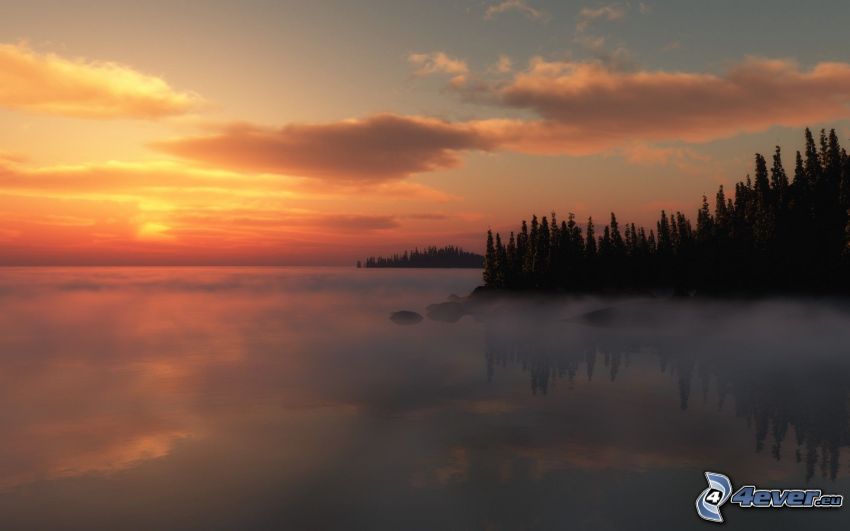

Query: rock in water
[390,310,423,325]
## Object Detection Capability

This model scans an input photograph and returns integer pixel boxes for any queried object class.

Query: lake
[0,267,848,530]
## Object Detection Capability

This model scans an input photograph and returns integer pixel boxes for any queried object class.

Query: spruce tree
[506,232,517,285]
[536,215,550,280]
[526,215,539,275]
[494,233,507,287]
[754,153,770,203]
[484,229,495,286]
[805,128,821,187]
[549,212,560,279]
[585,217,597,258]
[517,220,529,284]
[568,213,583,252]
[610,213,625,257]
[771,146,788,206]
[697,195,713,240]
[715,185,728,228]
[657,210,672,256]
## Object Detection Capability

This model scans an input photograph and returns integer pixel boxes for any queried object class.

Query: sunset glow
[2,2,850,264]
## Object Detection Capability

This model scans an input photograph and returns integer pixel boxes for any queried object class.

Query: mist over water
[0,267,848,530]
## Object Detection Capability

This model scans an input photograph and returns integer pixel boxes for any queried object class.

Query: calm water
[0,267,848,530]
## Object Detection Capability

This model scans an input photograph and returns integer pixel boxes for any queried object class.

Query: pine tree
[536,215,550,280]
[805,128,821,187]
[585,217,597,258]
[568,213,583,251]
[599,226,612,259]
[609,213,625,257]
[771,146,788,206]
[754,153,770,203]
[549,212,560,278]
[792,150,806,189]
[697,195,713,240]
[841,149,850,209]
[517,220,529,284]
[506,232,517,285]
[715,185,728,227]
[624,223,635,255]
[484,229,495,286]
[494,233,507,287]
[657,210,672,256]
[526,215,539,275]
[827,129,842,181]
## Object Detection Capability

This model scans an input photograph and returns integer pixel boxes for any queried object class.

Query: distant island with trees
[482,128,850,295]
[360,246,483,268]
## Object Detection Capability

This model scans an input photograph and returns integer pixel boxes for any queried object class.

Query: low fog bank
[0,266,481,297]
[433,290,850,362]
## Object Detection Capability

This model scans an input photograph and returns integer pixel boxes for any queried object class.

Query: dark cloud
[153,114,497,182]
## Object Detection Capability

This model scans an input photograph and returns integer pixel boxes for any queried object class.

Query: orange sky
[2,1,850,264]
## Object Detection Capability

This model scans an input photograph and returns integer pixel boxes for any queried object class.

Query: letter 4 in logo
[695,471,844,523]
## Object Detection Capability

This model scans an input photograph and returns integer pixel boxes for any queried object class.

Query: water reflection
[480,298,850,482]
[0,268,847,530]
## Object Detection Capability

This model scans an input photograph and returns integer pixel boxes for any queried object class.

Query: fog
[0,267,848,530]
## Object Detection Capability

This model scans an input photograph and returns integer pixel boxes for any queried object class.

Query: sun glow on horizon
[2,3,850,264]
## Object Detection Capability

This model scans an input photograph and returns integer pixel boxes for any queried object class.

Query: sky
[1,0,850,265]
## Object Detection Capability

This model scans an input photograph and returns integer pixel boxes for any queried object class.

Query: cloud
[153,114,498,182]
[619,144,706,166]
[0,42,201,119]
[408,52,469,86]
[492,54,513,74]
[0,159,455,213]
[575,33,607,52]
[152,57,850,180]
[575,4,626,32]
[0,159,292,199]
[484,0,547,22]
[489,56,850,153]
[618,144,717,180]
[365,181,460,203]
[405,212,450,221]
[308,214,399,232]
[571,4,632,69]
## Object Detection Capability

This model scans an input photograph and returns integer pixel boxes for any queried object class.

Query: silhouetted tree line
[483,128,850,294]
[362,245,483,268]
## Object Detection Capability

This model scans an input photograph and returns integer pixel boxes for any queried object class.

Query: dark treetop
[483,128,850,295]
[362,246,483,268]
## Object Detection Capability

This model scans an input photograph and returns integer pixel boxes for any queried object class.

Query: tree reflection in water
[474,298,850,482]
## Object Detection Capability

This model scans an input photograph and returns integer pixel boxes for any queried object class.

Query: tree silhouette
[365,245,484,268]
[482,128,850,295]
